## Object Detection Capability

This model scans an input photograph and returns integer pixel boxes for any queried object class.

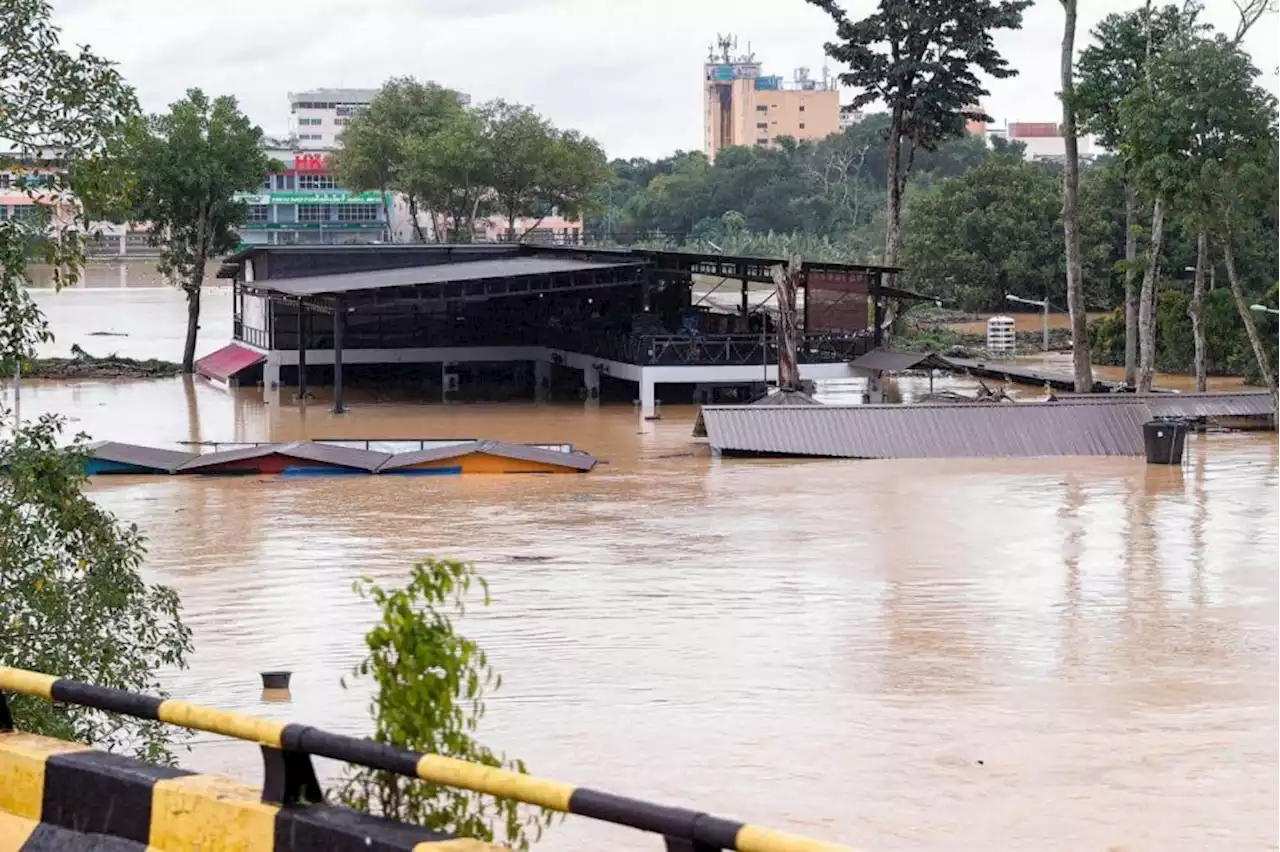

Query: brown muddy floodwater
[10,284,1280,851]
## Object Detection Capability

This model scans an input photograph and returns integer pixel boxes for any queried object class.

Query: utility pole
[1006,293,1050,353]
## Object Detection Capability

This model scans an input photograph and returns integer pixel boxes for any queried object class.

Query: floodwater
[12,284,1280,852]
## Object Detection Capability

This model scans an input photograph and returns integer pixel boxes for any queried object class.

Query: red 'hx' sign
[293,153,328,172]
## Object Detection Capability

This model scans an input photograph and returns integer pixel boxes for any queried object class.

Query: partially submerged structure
[693,399,1153,459]
[693,391,1275,460]
[82,439,597,476]
[202,244,922,417]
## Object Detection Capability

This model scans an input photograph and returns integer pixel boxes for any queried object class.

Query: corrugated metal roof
[695,401,1151,459]
[375,440,597,472]
[1141,392,1273,418]
[177,441,389,472]
[751,389,821,406]
[254,257,643,297]
[942,357,1120,392]
[85,441,196,473]
[1045,390,1273,418]
[850,349,955,372]
[377,442,481,470]
[476,440,598,471]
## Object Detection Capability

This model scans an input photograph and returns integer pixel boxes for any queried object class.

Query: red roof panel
[195,343,265,382]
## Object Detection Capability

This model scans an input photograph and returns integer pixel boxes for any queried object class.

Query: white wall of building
[288,89,378,149]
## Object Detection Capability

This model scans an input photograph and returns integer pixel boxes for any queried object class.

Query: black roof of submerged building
[248,257,645,297]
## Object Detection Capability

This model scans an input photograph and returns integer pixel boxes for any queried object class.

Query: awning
[195,343,265,382]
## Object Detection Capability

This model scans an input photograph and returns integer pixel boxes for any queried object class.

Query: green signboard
[233,191,384,205]
[241,222,385,231]
[269,191,383,204]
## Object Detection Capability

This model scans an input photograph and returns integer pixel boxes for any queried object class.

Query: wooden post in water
[770,253,802,393]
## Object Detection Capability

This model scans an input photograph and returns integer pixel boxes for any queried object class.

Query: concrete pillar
[263,352,281,407]
[332,298,346,414]
[296,302,308,401]
[583,364,600,402]
[865,373,884,405]
[639,372,658,420]
[118,231,126,257]
[534,359,551,401]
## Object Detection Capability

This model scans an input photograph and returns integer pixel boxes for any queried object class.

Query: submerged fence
[0,667,852,852]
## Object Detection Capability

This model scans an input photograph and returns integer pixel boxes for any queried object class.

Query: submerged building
[199,244,922,418]
[702,35,841,161]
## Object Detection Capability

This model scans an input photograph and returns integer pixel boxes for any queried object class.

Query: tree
[336,80,608,244]
[105,90,274,372]
[1075,3,1204,386]
[328,102,402,240]
[1121,33,1277,400]
[331,78,470,243]
[335,558,555,850]
[1200,72,1279,416]
[0,421,193,763]
[1230,0,1277,44]
[534,130,611,237]
[485,101,556,239]
[902,156,1067,311]
[805,0,1031,287]
[0,0,192,762]
[1059,0,1092,392]
[408,107,494,241]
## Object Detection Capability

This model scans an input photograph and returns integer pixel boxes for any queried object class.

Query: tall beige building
[703,36,841,162]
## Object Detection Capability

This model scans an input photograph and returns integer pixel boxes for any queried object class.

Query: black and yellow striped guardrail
[0,667,853,852]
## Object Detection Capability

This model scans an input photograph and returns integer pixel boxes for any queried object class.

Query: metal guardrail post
[260,744,324,805]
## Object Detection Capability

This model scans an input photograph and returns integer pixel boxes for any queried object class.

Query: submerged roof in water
[695,400,1152,459]
[84,441,197,473]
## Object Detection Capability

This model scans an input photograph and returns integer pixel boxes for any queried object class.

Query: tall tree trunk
[883,104,905,272]
[182,281,202,374]
[879,104,906,346]
[1137,195,1165,392]
[1123,182,1139,386]
[771,254,802,392]
[1060,0,1092,394]
[380,186,394,243]
[181,202,208,374]
[1189,230,1208,392]
[468,191,483,241]
[407,196,427,244]
[1221,233,1277,421]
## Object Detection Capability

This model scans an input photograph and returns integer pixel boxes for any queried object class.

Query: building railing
[233,317,270,350]
[0,667,850,852]
[232,320,874,368]
[550,331,875,367]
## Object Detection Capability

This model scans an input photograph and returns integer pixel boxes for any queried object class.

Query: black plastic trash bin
[1143,419,1188,465]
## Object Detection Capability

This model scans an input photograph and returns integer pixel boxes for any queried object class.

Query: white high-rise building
[287,89,379,149]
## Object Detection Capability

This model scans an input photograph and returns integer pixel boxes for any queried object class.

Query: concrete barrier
[0,666,853,851]
[0,730,492,851]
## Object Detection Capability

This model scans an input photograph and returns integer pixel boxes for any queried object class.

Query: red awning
[195,343,265,382]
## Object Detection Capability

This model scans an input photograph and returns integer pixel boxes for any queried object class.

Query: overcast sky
[52,0,1279,160]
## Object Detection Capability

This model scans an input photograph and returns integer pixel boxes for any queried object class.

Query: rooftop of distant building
[287,88,379,104]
